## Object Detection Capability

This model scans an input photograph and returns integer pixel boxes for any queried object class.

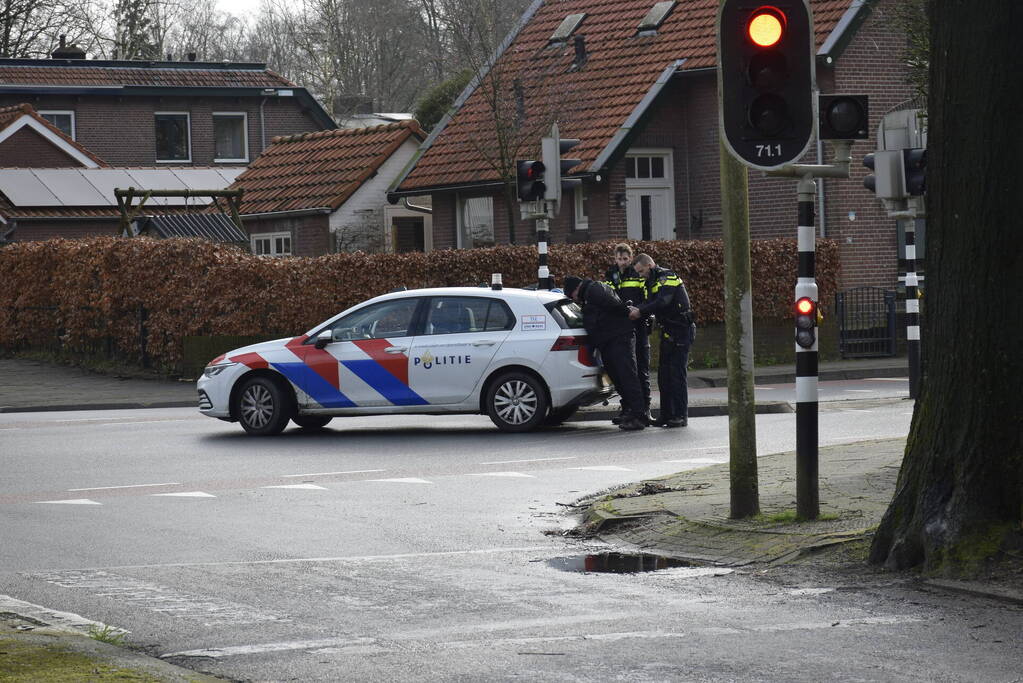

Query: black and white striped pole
[901,216,921,399]
[794,175,819,520]
[537,212,551,290]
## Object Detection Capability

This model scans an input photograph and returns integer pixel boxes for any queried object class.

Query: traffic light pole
[536,213,551,290]
[891,205,924,399]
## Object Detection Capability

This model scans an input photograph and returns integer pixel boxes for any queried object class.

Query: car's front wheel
[292,415,333,430]
[234,376,293,436]
[486,371,548,432]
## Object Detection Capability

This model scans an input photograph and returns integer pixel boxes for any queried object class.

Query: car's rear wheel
[543,405,578,426]
[486,371,548,432]
[234,376,292,436]
[292,415,333,430]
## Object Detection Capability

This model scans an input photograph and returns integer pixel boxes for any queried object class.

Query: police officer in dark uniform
[563,275,646,431]
[629,253,695,428]
[602,243,652,423]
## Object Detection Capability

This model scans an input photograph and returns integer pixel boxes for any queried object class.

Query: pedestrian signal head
[795,296,817,349]
[748,8,784,47]
[515,159,546,202]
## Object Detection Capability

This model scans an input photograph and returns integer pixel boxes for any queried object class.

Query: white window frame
[251,231,292,257]
[212,111,249,163]
[574,184,589,230]
[624,148,673,187]
[154,111,192,163]
[455,194,495,249]
[38,110,75,140]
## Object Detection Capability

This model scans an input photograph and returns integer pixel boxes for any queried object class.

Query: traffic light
[795,296,817,349]
[718,0,815,170]
[818,94,869,140]
[862,152,876,193]
[515,159,546,202]
[903,148,926,196]
[541,127,582,209]
[862,150,905,199]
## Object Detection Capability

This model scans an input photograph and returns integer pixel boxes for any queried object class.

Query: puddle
[548,553,697,574]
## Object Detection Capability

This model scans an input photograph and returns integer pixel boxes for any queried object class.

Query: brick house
[226,121,431,257]
[388,0,916,290]
[0,54,335,168]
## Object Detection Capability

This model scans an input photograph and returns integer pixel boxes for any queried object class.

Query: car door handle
[384,346,408,354]
[472,340,497,346]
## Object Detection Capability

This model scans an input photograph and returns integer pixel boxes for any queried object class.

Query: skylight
[550,13,586,43]
[639,1,676,33]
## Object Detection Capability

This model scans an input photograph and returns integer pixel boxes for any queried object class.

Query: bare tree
[0,0,102,58]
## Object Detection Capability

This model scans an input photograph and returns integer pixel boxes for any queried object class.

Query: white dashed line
[151,491,216,498]
[479,456,576,465]
[68,482,180,492]
[34,498,102,505]
[282,469,385,478]
[466,472,535,478]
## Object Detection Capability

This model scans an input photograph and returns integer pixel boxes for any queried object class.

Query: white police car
[197,286,611,435]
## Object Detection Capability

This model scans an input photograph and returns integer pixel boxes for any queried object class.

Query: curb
[922,579,1023,607]
[570,400,792,422]
[0,400,196,414]
[691,365,909,388]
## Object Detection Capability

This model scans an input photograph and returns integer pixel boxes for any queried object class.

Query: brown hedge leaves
[0,237,838,369]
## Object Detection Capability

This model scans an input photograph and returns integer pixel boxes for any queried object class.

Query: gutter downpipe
[402,197,432,214]
[816,137,826,237]
[260,97,268,153]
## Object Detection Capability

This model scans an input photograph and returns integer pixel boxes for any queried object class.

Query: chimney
[187,52,197,62]
[51,34,87,60]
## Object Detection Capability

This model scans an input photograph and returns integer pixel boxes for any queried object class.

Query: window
[625,154,667,180]
[213,113,248,162]
[252,232,292,257]
[457,196,495,248]
[546,300,585,329]
[424,297,513,336]
[155,112,191,162]
[321,298,421,341]
[574,185,589,230]
[39,111,75,139]
[550,13,586,43]
[638,1,677,33]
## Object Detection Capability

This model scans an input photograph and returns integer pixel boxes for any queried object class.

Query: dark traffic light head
[515,159,546,202]
[819,94,869,140]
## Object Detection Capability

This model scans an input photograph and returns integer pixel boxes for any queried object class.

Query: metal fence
[2,305,151,367]
[835,287,897,358]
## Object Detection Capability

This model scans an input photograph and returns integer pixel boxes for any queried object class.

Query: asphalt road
[2,388,1020,681]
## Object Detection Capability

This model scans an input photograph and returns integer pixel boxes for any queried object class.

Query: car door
[295,297,427,408]
[407,296,514,404]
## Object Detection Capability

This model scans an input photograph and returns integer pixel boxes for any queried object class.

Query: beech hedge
[0,236,838,370]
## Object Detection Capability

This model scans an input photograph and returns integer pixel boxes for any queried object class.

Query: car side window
[322,298,420,341]
[424,297,513,336]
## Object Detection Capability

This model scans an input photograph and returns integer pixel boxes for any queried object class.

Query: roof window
[638,1,676,34]
[550,13,586,43]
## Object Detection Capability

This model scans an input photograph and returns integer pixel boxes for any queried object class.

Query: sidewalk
[0,356,909,414]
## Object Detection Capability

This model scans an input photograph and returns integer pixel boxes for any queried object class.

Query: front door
[408,296,514,404]
[626,188,673,241]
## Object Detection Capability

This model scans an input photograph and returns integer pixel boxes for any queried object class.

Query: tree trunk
[869,0,1023,574]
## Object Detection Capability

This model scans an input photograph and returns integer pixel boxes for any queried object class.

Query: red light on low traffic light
[796,297,814,315]
[748,7,785,47]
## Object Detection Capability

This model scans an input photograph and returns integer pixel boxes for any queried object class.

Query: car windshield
[546,299,585,329]
[320,298,420,341]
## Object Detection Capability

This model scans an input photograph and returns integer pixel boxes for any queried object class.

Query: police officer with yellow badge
[602,243,652,423]
[629,253,695,428]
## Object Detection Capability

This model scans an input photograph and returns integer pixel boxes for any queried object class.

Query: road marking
[261,484,328,490]
[34,498,102,505]
[68,482,180,492]
[151,491,216,497]
[81,546,554,571]
[663,458,725,465]
[757,387,776,390]
[479,456,576,465]
[466,472,535,478]
[568,466,634,472]
[282,469,385,478]
[163,637,377,659]
[367,477,433,484]
[841,409,875,413]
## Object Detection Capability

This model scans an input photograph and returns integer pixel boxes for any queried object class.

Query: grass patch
[754,510,841,524]
[86,624,128,647]
[0,637,159,682]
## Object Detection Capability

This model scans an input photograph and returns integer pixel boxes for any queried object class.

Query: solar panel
[35,169,109,206]
[173,168,229,190]
[80,169,137,206]
[0,170,61,206]
[125,169,189,205]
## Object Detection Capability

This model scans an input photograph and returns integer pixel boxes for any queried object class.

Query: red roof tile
[0,102,108,167]
[229,121,426,215]
[0,62,295,89]
[396,0,852,192]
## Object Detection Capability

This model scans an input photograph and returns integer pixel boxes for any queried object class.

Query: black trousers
[634,321,651,409]
[598,334,645,419]
[658,335,690,421]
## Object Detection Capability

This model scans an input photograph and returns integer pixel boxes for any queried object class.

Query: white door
[626,187,674,241]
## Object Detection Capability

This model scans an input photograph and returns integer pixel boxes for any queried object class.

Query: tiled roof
[0,60,295,89]
[229,120,426,215]
[396,0,852,192]
[0,103,108,167]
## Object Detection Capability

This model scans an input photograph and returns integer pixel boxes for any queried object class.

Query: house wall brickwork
[9,219,117,241]
[0,127,83,167]
[244,213,330,257]
[0,94,322,167]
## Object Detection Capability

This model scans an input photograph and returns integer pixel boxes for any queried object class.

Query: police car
[197,285,612,435]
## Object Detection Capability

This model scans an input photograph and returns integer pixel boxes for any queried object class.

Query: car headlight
[203,361,238,378]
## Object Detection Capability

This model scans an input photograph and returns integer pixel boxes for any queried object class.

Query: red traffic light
[796,297,815,316]
[748,7,785,47]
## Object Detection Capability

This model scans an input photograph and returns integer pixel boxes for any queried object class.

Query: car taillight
[551,335,595,367]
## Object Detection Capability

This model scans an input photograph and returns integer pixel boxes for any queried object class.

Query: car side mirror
[314,330,332,349]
